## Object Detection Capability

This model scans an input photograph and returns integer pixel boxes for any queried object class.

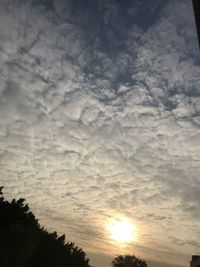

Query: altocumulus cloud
[0,0,200,266]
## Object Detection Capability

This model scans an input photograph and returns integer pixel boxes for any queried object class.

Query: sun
[108,219,135,243]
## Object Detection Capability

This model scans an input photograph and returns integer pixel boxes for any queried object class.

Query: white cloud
[0,0,200,267]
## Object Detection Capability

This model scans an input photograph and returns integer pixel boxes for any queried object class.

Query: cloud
[0,0,200,267]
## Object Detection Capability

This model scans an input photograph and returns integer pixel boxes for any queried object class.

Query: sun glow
[108,219,135,243]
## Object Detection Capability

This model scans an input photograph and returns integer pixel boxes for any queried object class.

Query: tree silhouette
[0,187,39,267]
[112,254,147,267]
[0,187,91,267]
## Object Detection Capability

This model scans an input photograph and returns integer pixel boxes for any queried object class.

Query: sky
[0,0,200,266]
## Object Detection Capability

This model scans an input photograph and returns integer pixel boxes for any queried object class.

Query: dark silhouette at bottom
[112,254,147,267]
[190,255,200,267]
[0,187,91,267]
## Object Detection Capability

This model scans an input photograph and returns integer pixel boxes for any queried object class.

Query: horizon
[0,188,199,267]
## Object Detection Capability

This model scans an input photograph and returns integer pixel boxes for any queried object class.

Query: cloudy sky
[0,0,200,266]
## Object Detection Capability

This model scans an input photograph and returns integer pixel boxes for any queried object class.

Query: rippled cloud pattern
[0,0,200,266]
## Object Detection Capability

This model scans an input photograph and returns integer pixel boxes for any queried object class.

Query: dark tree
[112,254,147,267]
[0,187,91,267]
[0,187,39,267]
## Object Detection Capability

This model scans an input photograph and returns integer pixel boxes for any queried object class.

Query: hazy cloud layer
[0,0,200,266]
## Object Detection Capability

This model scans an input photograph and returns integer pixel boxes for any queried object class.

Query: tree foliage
[0,187,91,267]
[112,254,147,267]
